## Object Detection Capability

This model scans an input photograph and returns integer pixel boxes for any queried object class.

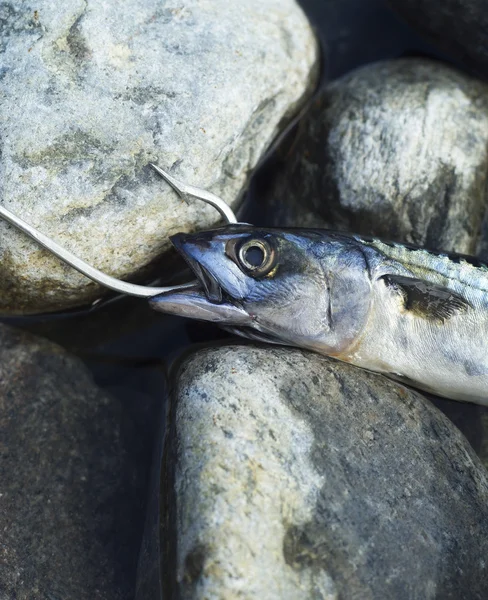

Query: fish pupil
[244,246,265,268]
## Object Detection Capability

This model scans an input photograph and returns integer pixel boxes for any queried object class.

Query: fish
[1,165,486,404]
[150,224,488,405]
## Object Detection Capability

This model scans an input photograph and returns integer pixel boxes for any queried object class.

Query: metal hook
[0,164,238,298]
[0,204,196,297]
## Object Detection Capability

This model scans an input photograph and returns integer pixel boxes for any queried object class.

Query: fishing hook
[149,164,238,225]
[0,164,238,298]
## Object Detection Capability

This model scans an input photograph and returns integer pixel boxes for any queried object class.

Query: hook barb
[150,163,238,224]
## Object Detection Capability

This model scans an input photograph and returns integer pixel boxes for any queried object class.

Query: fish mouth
[184,255,223,303]
[150,232,251,325]
[171,232,223,303]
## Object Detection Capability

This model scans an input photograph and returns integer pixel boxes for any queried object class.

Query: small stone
[264,59,488,254]
[0,324,144,599]
[387,0,488,78]
[164,345,488,599]
[0,0,318,314]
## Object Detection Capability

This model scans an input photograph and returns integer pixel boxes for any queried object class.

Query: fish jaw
[149,286,252,325]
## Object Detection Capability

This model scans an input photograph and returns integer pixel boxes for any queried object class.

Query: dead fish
[0,165,486,404]
[150,225,488,404]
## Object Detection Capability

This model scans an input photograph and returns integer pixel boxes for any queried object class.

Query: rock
[387,0,488,79]
[0,324,146,599]
[163,345,488,599]
[0,0,318,314]
[263,59,488,255]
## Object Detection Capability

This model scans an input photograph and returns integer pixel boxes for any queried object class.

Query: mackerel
[152,226,488,404]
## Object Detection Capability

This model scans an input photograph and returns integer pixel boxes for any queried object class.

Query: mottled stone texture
[387,0,488,78]
[165,346,488,599]
[0,324,143,599]
[265,59,488,255]
[0,0,318,314]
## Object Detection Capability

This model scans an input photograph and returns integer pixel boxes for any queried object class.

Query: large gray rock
[0,324,145,599]
[387,0,488,79]
[264,59,488,254]
[0,0,318,314]
[164,345,488,599]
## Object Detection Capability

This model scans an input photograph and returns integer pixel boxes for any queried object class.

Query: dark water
[0,1,481,598]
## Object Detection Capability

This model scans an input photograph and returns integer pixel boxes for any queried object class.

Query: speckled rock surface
[0,0,318,314]
[264,59,488,254]
[0,324,144,599]
[164,345,488,599]
[387,0,488,78]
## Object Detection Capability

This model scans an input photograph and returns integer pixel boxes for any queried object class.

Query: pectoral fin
[382,274,471,323]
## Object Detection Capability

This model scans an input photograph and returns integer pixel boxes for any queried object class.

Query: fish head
[150,225,372,354]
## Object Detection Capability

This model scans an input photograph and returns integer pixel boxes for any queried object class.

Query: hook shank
[0,164,238,299]
[0,205,195,298]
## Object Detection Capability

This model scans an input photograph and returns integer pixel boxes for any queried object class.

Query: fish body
[151,225,488,404]
[343,237,488,402]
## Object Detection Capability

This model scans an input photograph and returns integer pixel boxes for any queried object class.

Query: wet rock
[0,0,318,314]
[0,324,145,599]
[164,345,488,599]
[387,0,488,78]
[264,59,488,254]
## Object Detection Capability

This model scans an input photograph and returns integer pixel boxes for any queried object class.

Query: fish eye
[236,238,276,277]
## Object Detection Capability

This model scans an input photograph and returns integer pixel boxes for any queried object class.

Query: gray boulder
[165,345,488,599]
[387,0,488,78]
[0,0,318,314]
[0,324,145,599]
[264,59,488,255]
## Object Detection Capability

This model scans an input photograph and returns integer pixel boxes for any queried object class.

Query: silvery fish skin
[151,225,488,404]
